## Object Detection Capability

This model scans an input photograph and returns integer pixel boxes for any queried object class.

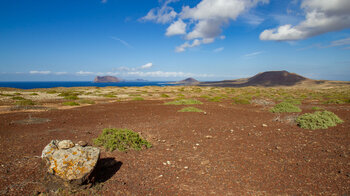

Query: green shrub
[133,97,144,101]
[103,94,116,98]
[93,128,152,152]
[12,96,25,100]
[30,93,38,95]
[165,99,202,105]
[0,93,14,97]
[232,97,250,105]
[161,93,169,98]
[323,99,345,104]
[13,92,22,95]
[208,96,223,102]
[312,106,322,111]
[64,95,79,100]
[15,99,35,106]
[296,111,343,130]
[46,90,57,94]
[62,101,80,106]
[270,102,301,113]
[178,107,204,113]
[285,99,302,105]
[79,99,95,104]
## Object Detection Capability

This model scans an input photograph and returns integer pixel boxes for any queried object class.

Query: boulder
[41,140,100,184]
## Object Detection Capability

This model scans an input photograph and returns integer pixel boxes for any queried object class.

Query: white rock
[57,140,75,149]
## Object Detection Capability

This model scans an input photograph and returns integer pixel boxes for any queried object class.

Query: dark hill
[169,77,199,85]
[199,71,310,87]
[245,70,307,86]
[94,76,120,83]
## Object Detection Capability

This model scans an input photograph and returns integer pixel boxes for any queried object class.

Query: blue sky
[1,0,350,81]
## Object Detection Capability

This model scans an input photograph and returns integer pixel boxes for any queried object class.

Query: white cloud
[140,62,153,69]
[54,72,68,75]
[29,71,51,74]
[244,51,263,57]
[140,0,178,24]
[213,47,224,52]
[111,36,132,48]
[101,0,107,3]
[124,71,212,78]
[329,37,350,47]
[175,39,202,52]
[260,0,350,41]
[76,71,95,75]
[166,19,187,36]
[142,0,269,52]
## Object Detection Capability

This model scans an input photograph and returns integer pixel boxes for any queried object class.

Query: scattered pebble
[262,124,268,127]
[205,135,213,139]
[184,166,188,169]
[196,143,200,146]
[166,161,171,165]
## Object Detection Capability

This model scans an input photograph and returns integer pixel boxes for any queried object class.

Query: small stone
[203,112,207,115]
[77,141,87,147]
[184,166,188,169]
[262,124,268,127]
[167,161,171,165]
[205,135,213,139]
[201,160,210,165]
[163,162,167,166]
[196,143,200,146]
[57,140,74,149]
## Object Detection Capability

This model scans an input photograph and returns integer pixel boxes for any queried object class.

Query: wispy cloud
[244,51,263,57]
[213,47,224,52]
[116,62,153,71]
[111,36,133,48]
[101,0,107,4]
[76,71,95,75]
[123,71,212,78]
[329,37,350,47]
[29,71,52,74]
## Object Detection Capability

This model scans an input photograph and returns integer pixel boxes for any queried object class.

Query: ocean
[0,81,178,90]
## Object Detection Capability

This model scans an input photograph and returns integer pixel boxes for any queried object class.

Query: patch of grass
[103,94,116,98]
[12,96,26,100]
[46,90,57,94]
[270,102,301,113]
[296,111,343,130]
[323,99,345,104]
[64,95,79,100]
[232,97,251,105]
[79,99,95,104]
[93,128,152,152]
[161,93,169,98]
[13,92,22,95]
[62,101,80,106]
[0,93,14,97]
[165,99,202,105]
[284,99,302,105]
[178,107,204,113]
[133,97,144,101]
[208,96,223,102]
[30,93,38,95]
[312,106,322,111]
[15,99,35,106]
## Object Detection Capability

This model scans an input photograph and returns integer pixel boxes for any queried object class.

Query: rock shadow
[90,158,122,183]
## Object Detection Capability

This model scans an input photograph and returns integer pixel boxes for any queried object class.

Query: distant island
[169,77,199,85]
[94,76,120,83]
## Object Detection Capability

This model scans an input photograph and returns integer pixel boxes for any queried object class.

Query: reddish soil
[0,99,349,195]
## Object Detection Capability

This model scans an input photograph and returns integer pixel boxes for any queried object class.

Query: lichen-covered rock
[41,140,100,184]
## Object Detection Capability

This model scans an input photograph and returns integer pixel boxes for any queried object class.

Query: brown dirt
[0,99,349,195]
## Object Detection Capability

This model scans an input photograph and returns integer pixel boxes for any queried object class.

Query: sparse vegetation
[12,96,25,100]
[161,93,169,98]
[103,94,116,98]
[165,99,202,105]
[93,128,152,152]
[79,99,95,104]
[208,96,223,102]
[64,95,79,100]
[133,97,144,101]
[178,107,204,113]
[46,90,57,94]
[312,106,322,111]
[15,99,35,106]
[232,97,251,105]
[62,101,80,106]
[296,111,343,130]
[323,99,345,104]
[30,93,38,95]
[270,102,301,113]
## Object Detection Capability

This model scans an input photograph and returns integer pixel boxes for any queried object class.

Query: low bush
[323,99,345,104]
[62,101,80,106]
[12,96,25,100]
[133,97,144,101]
[15,99,35,106]
[161,93,169,98]
[208,96,223,102]
[311,106,322,111]
[64,95,79,100]
[93,128,152,152]
[178,107,204,113]
[79,99,95,104]
[270,102,301,113]
[30,93,38,95]
[103,94,116,98]
[46,90,57,94]
[296,111,343,130]
[165,99,202,105]
[232,97,250,105]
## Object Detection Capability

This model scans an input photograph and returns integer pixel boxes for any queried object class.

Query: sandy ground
[0,89,349,195]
